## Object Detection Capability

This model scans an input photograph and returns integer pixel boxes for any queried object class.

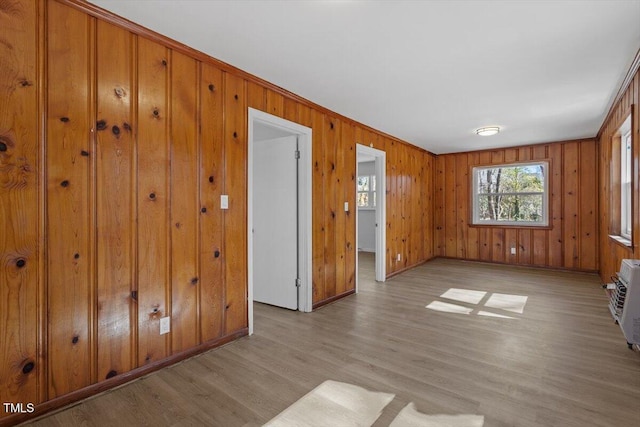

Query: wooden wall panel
[223,72,247,333]
[199,63,224,343]
[95,19,134,381]
[598,66,639,283]
[310,109,325,304]
[434,140,598,271]
[0,0,39,409]
[323,117,339,299]
[1,1,435,421]
[343,124,356,292]
[46,2,94,397]
[136,36,169,365]
[169,51,199,353]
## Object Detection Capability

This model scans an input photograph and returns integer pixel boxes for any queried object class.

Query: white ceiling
[90,0,640,154]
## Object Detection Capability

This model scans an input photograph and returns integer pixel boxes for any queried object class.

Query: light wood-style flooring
[26,255,640,426]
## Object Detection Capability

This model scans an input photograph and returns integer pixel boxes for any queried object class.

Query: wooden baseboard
[1,329,248,427]
[386,258,432,279]
[313,289,356,310]
[433,256,599,275]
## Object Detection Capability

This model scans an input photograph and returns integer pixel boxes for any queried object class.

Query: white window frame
[357,174,376,210]
[471,161,549,227]
[620,128,632,240]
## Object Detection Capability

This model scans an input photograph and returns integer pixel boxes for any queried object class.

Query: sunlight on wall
[426,288,528,319]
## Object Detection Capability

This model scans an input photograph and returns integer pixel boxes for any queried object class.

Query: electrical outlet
[344,202,349,212]
[510,247,516,255]
[220,195,229,210]
[397,253,401,261]
[160,316,170,335]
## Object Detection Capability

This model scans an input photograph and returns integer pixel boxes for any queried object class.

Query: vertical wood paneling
[386,139,398,272]
[1,1,438,419]
[579,141,597,270]
[95,20,134,381]
[548,143,564,268]
[199,63,224,343]
[343,123,356,292]
[466,152,479,260]
[0,0,39,409]
[455,154,468,259]
[136,37,169,365]
[597,67,639,283]
[434,156,445,256]
[335,120,346,295]
[435,140,598,271]
[246,81,265,111]
[310,109,325,304]
[323,117,338,298]
[170,51,199,353]
[46,2,94,397]
[563,142,579,269]
[266,89,284,117]
[223,72,247,333]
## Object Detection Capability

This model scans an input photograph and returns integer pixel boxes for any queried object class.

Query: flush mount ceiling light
[476,126,500,136]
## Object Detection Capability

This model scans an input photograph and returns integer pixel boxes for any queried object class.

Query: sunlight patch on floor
[390,402,485,427]
[426,288,528,319]
[264,380,394,427]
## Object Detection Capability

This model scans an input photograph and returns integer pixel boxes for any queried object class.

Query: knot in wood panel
[153,108,160,118]
[112,125,120,136]
[208,84,215,92]
[191,277,198,285]
[149,192,156,200]
[96,120,107,131]
[16,258,26,268]
[60,180,69,187]
[19,78,33,87]
[201,207,207,213]
[113,87,126,98]
[214,250,220,258]
[72,336,79,344]
[81,150,90,157]
[106,370,117,379]
[60,117,70,123]
[22,361,35,375]
[208,176,214,183]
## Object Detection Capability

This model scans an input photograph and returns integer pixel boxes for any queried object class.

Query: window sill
[608,234,633,249]
[358,207,376,212]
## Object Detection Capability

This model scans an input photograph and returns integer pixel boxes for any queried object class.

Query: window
[357,175,376,208]
[621,129,632,240]
[472,161,549,226]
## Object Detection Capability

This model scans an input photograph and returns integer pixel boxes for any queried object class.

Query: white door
[253,135,298,310]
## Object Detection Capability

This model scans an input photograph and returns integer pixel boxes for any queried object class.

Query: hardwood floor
[26,255,640,426]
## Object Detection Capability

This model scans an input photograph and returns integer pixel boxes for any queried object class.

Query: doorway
[248,108,313,335]
[356,144,386,285]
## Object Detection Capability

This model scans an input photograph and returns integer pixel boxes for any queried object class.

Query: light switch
[220,195,229,209]
[160,316,170,335]
[344,202,349,212]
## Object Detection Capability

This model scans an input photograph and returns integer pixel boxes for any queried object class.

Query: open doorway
[248,109,312,335]
[356,144,386,287]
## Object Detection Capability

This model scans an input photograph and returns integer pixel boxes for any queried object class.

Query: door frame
[248,108,313,335]
[356,144,386,286]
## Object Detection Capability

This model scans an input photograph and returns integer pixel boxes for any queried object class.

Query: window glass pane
[357,192,368,207]
[357,176,369,191]
[473,161,548,225]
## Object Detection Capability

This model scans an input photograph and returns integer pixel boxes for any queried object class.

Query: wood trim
[312,289,355,310]
[58,0,432,156]
[0,329,248,427]
[447,138,596,157]
[385,259,431,279]
[598,47,640,139]
[432,256,599,275]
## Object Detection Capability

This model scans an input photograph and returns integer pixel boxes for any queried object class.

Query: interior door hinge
[295,278,302,288]
[294,150,300,159]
